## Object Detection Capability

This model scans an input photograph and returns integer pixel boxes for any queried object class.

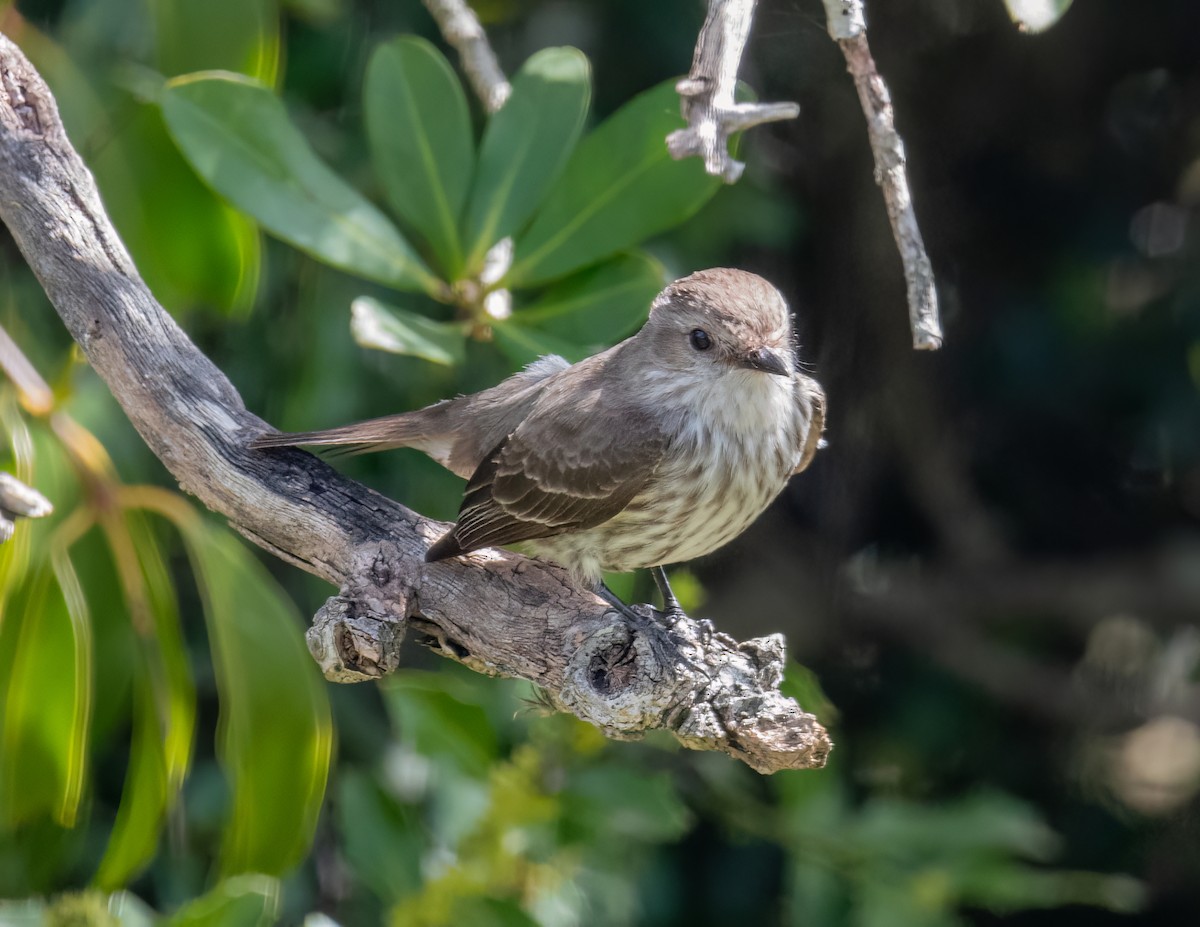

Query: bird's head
[640,268,795,382]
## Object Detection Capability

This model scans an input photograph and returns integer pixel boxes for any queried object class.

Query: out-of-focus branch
[669,0,799,183]
[822,0,943,350]
[0,472,51,542]
[0,33,829,774]
[420,0,510,114]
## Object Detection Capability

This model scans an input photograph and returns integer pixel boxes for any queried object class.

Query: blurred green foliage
[0,0,1186,924]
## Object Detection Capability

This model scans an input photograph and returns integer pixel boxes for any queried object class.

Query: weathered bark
[822,0,943,349]
[0,34,830,773]
[668,0,800,183]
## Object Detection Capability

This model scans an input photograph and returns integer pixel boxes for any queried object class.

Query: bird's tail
[249,406,451,460]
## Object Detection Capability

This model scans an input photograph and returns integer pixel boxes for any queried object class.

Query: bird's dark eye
[689,329,712,351]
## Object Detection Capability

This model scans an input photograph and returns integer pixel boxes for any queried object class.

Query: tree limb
[822,0,943,350]
[0,33,829,773]
[669,0,800,183]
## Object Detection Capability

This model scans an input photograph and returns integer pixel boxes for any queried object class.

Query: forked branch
[669,0,800,183]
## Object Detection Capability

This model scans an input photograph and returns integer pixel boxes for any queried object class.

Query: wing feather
[427,357,667,560]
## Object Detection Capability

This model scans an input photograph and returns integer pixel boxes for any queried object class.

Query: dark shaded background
[6,0,1200,923]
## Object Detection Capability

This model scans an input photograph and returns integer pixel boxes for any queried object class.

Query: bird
[250,268,825,619]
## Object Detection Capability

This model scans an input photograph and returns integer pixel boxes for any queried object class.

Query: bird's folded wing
[793,377,826,475]
[440,402,668,555]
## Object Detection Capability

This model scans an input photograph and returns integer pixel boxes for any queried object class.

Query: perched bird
[251,268,825,616]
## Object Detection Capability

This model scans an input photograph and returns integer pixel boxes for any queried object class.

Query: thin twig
[669,0,799,183]
[822,0,943,350]
[420,0,511,114]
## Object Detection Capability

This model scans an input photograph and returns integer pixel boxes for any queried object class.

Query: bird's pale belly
[529,424,800,582]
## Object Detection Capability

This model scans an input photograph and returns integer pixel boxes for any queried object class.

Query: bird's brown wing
[426,395,667,560]
[793,377,826,475]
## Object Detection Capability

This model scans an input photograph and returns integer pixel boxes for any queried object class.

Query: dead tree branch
[0,33,829,774]
[669,0,800,183]
[420,0,511,114]
[822,0,943,350]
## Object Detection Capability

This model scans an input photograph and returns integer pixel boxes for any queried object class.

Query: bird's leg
[651,567,735,646]
[595,581,676,667]
[596,581,652,624]
[651,566,687,625]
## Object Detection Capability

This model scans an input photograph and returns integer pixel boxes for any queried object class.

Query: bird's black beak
[740,347,791,377]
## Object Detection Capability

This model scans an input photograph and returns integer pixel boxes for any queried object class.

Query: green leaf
[94,514,196,890]
[491,322,590,368]
[336,772,423,904]
[507,80,723,287]
[563,767,691,843]
[384,671,501,776]
[161,72,437,293]
[351,296,466,366]
[462,48,591,272]
[516,252,663,347]
[178,522,332,877]
[164,874,281,927]
[93,678,169,891]
[0,554,92,828]
[1002,0,1074,32]
[151,0,280,82]
[366,36,475,277]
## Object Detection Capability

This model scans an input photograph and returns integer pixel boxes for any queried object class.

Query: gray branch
[0,472,52,543]
[669,0,800,183]
[823,0,943,350]
[421,0,511,114]
[0,34,830,774]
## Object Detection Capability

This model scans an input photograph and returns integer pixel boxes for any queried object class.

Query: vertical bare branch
[823,0,943,350]
[420,0,511,114]
[669,0,800,183]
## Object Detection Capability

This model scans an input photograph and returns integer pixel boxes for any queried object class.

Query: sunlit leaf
[151,0,280,83]
[93,682,168,892]
[491,322,590,368]
[351,296,466,366]
[179,522,331,877]
[1002,0,1074,32]
[163,874,281,927]
[0,392,36,612]
[462,48,591,272]
[507,79,722,287]
[161,72,438,294]
[515,251,662,346]
[0,555,92,828]
[94,514,196,890]
[366,36,475,276]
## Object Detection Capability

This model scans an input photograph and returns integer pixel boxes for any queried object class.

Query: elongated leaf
[491,321,590,368]
[152,0,280,82]
[161,72,437,293]
[0,392,36,612]
[336,771,423,903]
[507,80,722,287]
[516,252,662,347]
[366,36,475,276]
[93,677,168,891]
[164,874,281,927]
[351,296,466,366]
[179,522,331,877]
[94,514,196,890]
[0,555,92,828]
[384,672,501,776]
[462,48,591,271]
